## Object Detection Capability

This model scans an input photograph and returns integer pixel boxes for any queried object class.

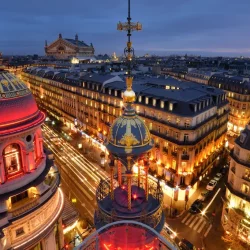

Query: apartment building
[21,69,228,196]
[209,74,250,135]
[222,124,250,245]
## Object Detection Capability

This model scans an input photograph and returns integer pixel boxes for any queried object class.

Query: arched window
[3,143,22,177]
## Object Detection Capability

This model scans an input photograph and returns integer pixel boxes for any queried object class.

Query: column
[137,164,140,188]
[25,152,31,172]
[127,156,132,210]
[110,166,114,200]
[0,156,6,184]
[118,160,122,187]
[28,151,35,171]
[145,166,149,201]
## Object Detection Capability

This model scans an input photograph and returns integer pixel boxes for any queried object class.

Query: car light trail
[201,188,221,215]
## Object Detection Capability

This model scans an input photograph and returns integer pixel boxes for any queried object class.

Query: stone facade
[45,34,95,59]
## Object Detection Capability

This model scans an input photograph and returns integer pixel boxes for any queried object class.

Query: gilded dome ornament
[119,132,140,153]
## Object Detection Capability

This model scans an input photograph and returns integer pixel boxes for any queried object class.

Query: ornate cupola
[94,0,164,234]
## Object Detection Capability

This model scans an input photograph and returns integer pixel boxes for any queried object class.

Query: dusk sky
[1,0,250,56]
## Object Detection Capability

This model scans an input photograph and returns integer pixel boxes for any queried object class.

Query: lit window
[242,184,249,194]
[165,85,170,90]
[184,120,190,128]
[184,134,189,142]
[138,96,142,102]
[160,101,164,108]
[115,90,117,96]
[109,89,111,95]
[169,103,173,111]
[3,144,22,177]
[146,97,149,104]
[153,99,156,106]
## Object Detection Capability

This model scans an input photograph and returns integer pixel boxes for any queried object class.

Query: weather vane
[117,0,142,84]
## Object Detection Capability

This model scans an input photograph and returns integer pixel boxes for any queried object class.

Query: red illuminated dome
[0,70,45,136]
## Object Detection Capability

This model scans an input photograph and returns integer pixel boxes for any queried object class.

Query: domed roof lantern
[105,12,152,169]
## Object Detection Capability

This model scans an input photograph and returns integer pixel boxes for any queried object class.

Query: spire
[59,33,62,39]
[117,0,142,104]
[75,34,78,41]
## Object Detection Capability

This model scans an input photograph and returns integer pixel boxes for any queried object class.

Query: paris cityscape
[0,0,250,250]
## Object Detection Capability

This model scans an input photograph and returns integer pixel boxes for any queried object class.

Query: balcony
[171,151,177,157]
[9,166,60,220]
[181,154,190,161]
[10,198,39,218]
[163,147,168,154]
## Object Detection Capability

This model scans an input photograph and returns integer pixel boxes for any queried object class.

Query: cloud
[1,0,250,56]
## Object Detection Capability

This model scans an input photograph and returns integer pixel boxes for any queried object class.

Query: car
[178,238,196,250]
[206,179,217,190]
[213,173,222,181]
[164,223,177,239]
[189,199,203,214]
[198,190,212,201]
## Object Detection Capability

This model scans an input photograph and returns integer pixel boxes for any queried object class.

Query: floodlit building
[0,70,64,249]
[209,74,250,135]
[45,34,94,59]
[222,124,250,245]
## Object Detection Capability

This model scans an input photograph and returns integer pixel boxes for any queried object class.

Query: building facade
[0,70,64,250]
[21,69,228,201]
[221,124,250,245]
[45,34,95,59]
[209,74,250,135]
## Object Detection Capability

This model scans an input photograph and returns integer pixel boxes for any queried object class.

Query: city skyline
[1,0,250,56]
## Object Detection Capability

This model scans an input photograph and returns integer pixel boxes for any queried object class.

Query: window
[16,227,25,237]
[3,144,22,177]
[138,96,142,102]
[184,120,190,128]
[242,184,249,194]
[175,132,179,140]
[153,99,156,106]
[183,148,187,155]
[11,191,28,204]
[244,169,250,180]
[240,133,246,143]
[115,90,117,96]
[176,118,180,125]
[146,97,149,104]
[169,103,173,111]
[160,101,164,108]
[184,134,189,142]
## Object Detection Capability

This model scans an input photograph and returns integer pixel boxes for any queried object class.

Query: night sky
[1,0,250,56]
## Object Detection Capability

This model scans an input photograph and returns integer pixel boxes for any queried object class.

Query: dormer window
[82,82,85,87]
[96,86,99,91]
[115,90,117,96]
[240,133,246,143]
[160,101,164,108]
[109,89,111,95]
[169,103,173,111]
[138,96,142,102]
[146,97,149,104]
[153,99,156,106]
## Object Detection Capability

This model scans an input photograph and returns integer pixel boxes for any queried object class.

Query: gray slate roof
[64,39,89,47]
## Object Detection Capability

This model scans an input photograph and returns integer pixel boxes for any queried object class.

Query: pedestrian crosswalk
[181,213,210,235]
